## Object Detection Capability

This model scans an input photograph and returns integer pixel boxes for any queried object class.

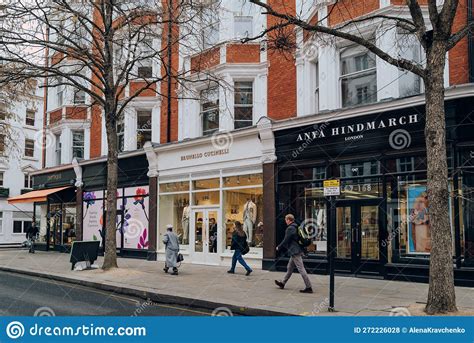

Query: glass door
[336,203,380,273]
[191,208,219,264]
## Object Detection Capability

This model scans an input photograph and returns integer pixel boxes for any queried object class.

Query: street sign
[323,179,340,196]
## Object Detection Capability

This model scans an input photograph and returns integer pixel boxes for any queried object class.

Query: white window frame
[24,138,35,158]
[234,16,253,39]
[55,134,62,165]
[136,110,152,149]
[72,130,85,159]
[26,109,36,126]
[0,171,4,187]
[234,81,253,129]
[73,89,86,104]
[24,173,32,189]
[200,87,220,136]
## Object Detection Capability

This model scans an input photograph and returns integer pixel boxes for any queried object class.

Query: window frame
[234,81,254,129]
[24,138,35,158]
[0,171,4,187]
[73,89,86,105]
[234,15,253,39]
[200,87,220,136]
[25,109,36,126]
[24,173,32,189]
[72,130,85,159]
[136,109,152,149]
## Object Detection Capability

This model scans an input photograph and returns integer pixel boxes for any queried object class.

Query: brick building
[10,0,474,283]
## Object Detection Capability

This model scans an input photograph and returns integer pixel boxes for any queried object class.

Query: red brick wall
[226,44,260,63]
[190,47,221,73]
[267,0,297,120]
[49,109,62,124]
[65,106,87,120]
[130,82,157,97]
[90,105,102,158]
[449,0,469,85]
[160,0,179,143]
[328,0,379,26]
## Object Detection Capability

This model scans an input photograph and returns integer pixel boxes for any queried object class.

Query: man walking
[25,220,39,254]
[274,214,313,293]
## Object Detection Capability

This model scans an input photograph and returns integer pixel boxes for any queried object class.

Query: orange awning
[7,186,72,204]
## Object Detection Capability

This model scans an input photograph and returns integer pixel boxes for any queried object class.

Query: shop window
[137,110,152,149]
[223,174,262,188]
[193,178,220,190]
[200,87,219,136]
[193,191,219,206]
[234,81,253,129]
[73,89,86,104]
[159,193,190,245]
[24,138,35,158]
[26,109,36,126]
[117,115,124,152]
[224,185,263,249]
[159,181,190,193]
[234,16,253,39]
[304,186,327,255]
[72,130,84,159]
[340,46,377,108]
[340,161,380,177]
[396,157,415,172]
[461,174,474,262]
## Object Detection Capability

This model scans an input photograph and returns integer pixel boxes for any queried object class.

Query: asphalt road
[0,271,216,316]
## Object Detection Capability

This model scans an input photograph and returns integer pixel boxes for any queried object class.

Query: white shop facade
[148,125,272,269]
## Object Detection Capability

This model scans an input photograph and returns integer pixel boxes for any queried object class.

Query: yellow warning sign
[323,180,340,188]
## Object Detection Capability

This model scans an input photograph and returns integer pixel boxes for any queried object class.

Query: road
[0,271,217,316]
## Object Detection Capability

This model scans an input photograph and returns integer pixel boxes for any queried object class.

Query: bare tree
[0,0,223,270]
[248,0,472,314]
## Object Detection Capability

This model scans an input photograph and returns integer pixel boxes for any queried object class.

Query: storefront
[153,128,265,268]
[265,93,474,286]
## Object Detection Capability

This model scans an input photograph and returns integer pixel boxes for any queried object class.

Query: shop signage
[296,114,420,143]
[324,179,340,196]
[180,148,230,161]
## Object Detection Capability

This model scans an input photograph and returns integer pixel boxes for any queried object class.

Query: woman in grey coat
[163,224,180,275]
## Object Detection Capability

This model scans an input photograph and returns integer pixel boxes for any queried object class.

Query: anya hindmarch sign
[296,114,421,143]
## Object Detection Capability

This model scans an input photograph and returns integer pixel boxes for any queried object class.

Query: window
[56,78,64,108]
[137,65,153,78]
[234,16,253,38]
[24,139,35,158]
[72,130,84,159]
[0,212,3,234]
[0,171,3,186]
[340,46,377,107]
[117,115,125,153]
[24,174,32,189]
[201,8,219,49]
[314,62,320,112]
[200,87,219,135]
[0,105,6,121]
[55,134,61,165]
[397,157,415,172]
[13,220,32,234]
[73,89,86,104]
[137,110,152,149]
[25,109,35,126]
[398,32,422,97]
[234,81,253,129]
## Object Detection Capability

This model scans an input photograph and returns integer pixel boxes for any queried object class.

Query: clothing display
[313,206,327,241]
[243,200,257,243]
[181,206,190,244]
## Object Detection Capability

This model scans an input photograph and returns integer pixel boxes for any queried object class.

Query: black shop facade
[264,95,474,286]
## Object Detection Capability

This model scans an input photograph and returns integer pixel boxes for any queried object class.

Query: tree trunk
[424,42,457,314]
[102,109,119,270]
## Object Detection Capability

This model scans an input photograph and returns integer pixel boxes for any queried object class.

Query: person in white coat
[163,224,180,275]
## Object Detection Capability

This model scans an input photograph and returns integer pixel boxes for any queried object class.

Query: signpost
[324,179,340,312]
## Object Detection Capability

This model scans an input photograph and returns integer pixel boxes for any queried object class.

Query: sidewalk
[0,250,472,316]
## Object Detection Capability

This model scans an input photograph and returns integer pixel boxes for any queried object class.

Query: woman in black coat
[227,221,252,276]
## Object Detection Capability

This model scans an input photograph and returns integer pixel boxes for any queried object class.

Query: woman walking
[227,221,252,276]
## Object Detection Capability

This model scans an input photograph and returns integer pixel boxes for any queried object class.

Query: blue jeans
[230,249,252,272]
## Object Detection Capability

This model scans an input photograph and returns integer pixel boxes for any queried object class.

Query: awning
[7,186,72,204]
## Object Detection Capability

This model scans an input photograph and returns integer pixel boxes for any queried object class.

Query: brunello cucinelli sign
[296,114,421,143]
[180,148,230,161]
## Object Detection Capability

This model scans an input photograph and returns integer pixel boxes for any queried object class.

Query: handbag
[177,253,184,263]
[241,243,250,256]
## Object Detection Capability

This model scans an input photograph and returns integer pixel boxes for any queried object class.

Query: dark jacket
[231,231,248,251]
[277,222,303,256]
[26,224,39,239]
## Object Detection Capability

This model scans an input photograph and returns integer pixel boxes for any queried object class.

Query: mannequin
[181,203,190,244]
[313,202,327,247]
[243,198,257,244]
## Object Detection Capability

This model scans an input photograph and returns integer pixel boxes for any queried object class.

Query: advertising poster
[82,191,104,246]
[407,186,430,253]
[123,186,150,250]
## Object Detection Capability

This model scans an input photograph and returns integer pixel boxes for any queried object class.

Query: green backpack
[297,223,313,247]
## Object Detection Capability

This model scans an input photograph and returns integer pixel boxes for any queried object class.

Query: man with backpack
[274,214,313,293]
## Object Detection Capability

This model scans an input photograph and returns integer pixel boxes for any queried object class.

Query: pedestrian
[227,221,252,276]
[163,224,180,275]
[25,220,39,254]
[274,214,313,293]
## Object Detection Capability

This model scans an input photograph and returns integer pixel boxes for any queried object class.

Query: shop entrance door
[191,208,220,265]
[336,202,380,274]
